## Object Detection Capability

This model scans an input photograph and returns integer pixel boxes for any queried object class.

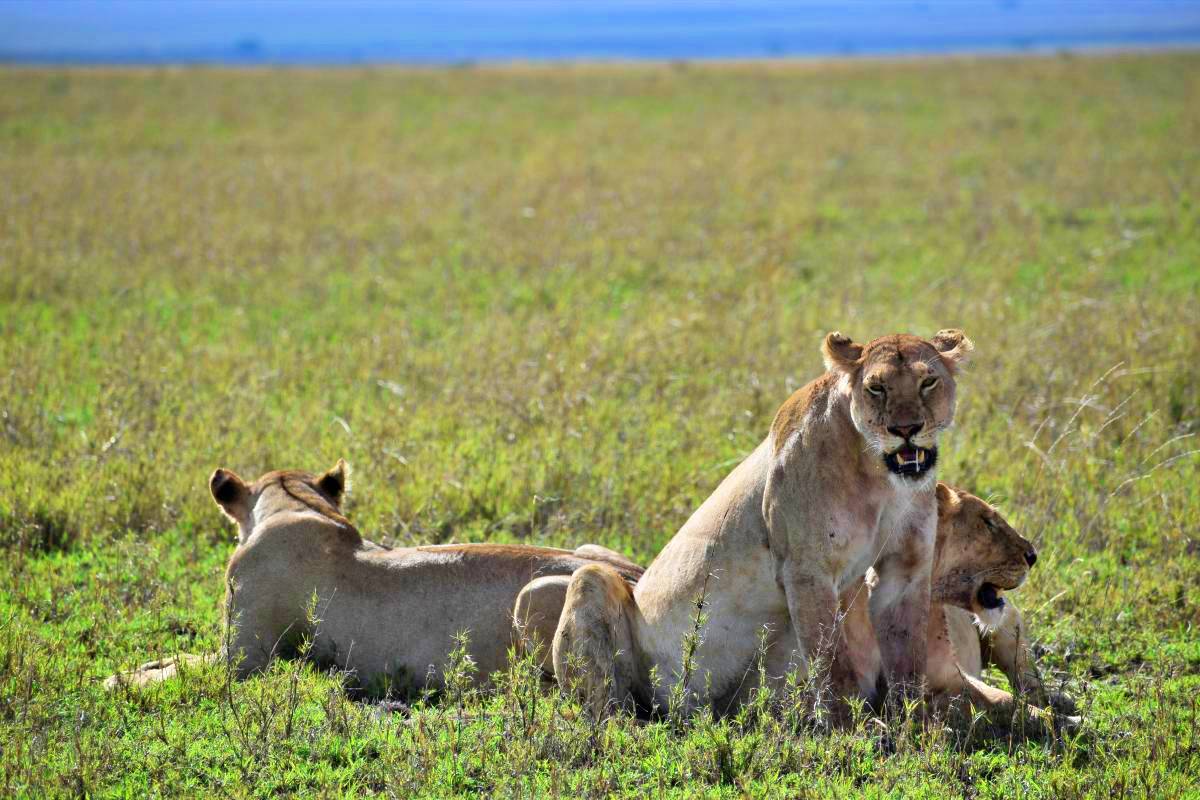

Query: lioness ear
[317,459,349,505]
[935,482,960,516]
[821,331,864,374]
[931,329,974,373]
[210,468,249,521]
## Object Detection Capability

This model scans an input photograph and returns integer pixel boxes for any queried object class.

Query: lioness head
[822,329,973,484]
[932,482,1037,626]
[209,459,350,544]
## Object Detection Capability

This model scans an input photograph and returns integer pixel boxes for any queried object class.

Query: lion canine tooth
[917,450,925,464]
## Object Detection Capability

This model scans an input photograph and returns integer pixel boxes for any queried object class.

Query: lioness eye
[865,383,885,397]
[921,377,939,392]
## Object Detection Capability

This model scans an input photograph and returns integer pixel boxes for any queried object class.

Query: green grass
[2,53,1199,797]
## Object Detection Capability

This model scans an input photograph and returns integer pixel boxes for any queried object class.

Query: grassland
[1,53,1199,797]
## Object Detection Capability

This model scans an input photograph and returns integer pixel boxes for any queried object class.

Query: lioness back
[107,461,643,698]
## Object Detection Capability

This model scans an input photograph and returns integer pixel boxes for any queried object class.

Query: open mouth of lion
[976,582,1006,611]
[883,444,937,478]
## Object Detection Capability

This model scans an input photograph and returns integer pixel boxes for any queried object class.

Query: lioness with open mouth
[841,483,1070,719]
[548,330,973,714]
[105,460,641,695]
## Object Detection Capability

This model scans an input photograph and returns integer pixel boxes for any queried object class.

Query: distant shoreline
[3,41,1198,69]
[7,0,1198,69]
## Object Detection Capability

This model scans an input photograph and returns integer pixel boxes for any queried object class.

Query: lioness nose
[887,423,923,439]
[1025,550,1038,567]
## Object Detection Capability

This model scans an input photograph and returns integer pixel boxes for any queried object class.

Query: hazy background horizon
[3,0,1200,65]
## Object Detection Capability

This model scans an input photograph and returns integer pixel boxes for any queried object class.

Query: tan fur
[513,576,571,673]
[552,331,972,715]
[105,462,642,695]
[512,544,640,675]
[104,653,212,688]
[546,480,1070,722]
[926,486,1075,720]
[850,484,1055,715]
[551,565,641,717]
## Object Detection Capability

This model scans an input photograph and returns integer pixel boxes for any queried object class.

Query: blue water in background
[3,1,1199,64]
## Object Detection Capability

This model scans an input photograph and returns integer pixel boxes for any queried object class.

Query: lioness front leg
[982,604,1077,717]
[927,603,1014,713]
[981,604,1043,702]
[833,579,884,709]
[514,575,571,674]
[870,565,932,698]
[781,564,878,706]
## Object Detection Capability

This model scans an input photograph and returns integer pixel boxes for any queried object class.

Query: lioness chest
[631,438,933,705]
[825,483,932,593]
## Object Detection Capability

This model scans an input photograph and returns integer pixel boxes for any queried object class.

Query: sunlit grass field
[2,53,1199,797]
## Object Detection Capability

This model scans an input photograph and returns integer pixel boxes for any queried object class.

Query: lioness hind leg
[513,575,571,674]
[552,563,640,718]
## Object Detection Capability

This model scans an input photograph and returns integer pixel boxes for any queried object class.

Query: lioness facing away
[547,482,1060,720]
[105,461,641,695]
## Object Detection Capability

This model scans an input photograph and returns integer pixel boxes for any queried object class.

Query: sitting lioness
[546,482,1058,719]
[105,460,642,694]
[547,330,973,714]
